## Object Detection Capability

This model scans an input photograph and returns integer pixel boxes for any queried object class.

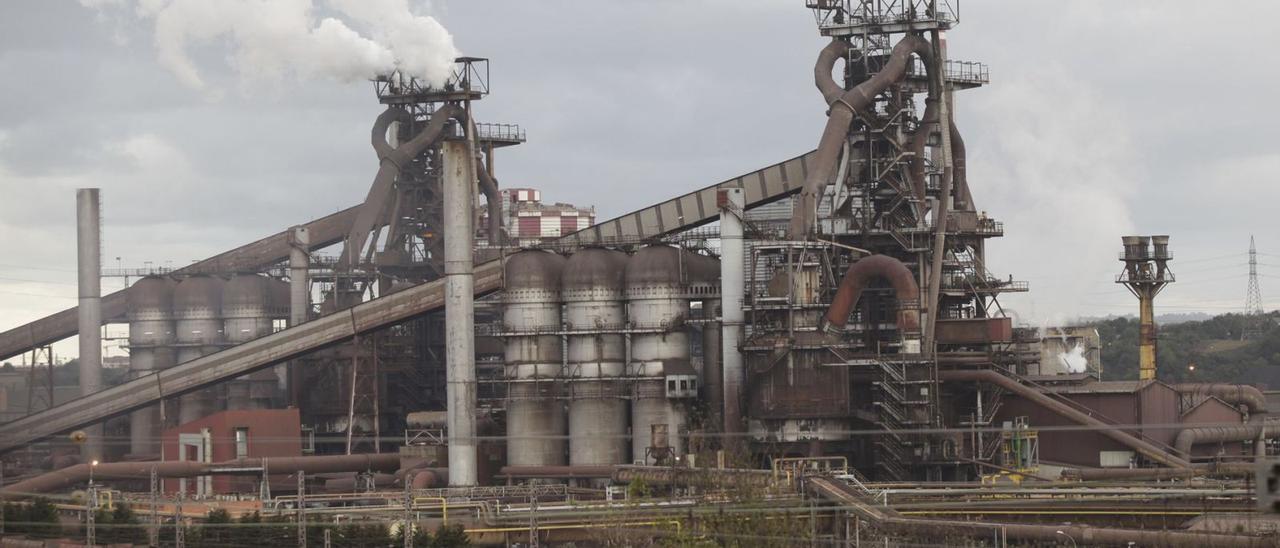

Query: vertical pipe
[286,226,310,399]
[76,188,104,462]
[719,188,745,436]
[443,138,477,486]
[1139,292,1156,381]
[703,299,723,432]
[923,32,952,353]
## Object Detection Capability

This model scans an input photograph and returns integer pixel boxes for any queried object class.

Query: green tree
[193,507,233,547]
[430,523,470,547]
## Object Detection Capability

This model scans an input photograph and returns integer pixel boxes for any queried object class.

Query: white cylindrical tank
[563,248,629,466]
[625,247,719,463]
[126,276,176,456]
[173,275,225,423]
[222,273,276,410]
[503,250,567,468]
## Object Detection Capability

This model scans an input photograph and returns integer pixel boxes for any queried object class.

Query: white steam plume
[1058,342,1089,374]
[81,0,458,90]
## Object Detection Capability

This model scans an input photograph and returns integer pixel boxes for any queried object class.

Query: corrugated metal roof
[1044,379,1162,394]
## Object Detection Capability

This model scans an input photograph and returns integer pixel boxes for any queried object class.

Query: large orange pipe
[790,35,936,238]
[824,255,920,333]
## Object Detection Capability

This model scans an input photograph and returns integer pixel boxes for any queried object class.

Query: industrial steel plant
[3,1,1280,546]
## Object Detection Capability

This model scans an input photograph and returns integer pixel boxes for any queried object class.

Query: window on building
[234,427,249,459]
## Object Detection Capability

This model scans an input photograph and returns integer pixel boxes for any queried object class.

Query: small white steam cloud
[81,0,458,90]
[1058,342,1089,374]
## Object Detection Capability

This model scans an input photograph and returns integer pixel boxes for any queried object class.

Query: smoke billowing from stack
[82,0,460,90]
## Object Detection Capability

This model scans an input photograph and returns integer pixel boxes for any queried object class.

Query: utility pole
[150,467,160,547]
[324,528,332,548]
[528,494,539,548]
[174,492,185,548]
[296,472,307,548]
[402,477,413,548]
[86,480,98,547]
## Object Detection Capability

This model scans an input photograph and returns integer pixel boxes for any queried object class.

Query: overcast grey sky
[3,0,1280,357]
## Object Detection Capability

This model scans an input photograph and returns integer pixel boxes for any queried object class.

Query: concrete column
[702,299,723,431]
[285,226,310,396]
[76,188,104,461]
[718,188,745,436]
[443,139,477,486]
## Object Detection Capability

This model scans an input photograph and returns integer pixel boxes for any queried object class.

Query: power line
[0,289,76,299]
[0,276,76,286]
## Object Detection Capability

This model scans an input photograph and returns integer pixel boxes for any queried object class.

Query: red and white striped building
[479,188,596,246]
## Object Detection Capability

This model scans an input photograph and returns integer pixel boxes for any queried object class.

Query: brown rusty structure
[3,9,1279,547]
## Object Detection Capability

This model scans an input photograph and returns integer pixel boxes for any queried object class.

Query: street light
[1055,530,1077,547]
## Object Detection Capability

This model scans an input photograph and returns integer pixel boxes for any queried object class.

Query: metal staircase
[870,357,931,481]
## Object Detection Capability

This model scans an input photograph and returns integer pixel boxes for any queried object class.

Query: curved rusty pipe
[340,104,467,267]
[475,158,503,246]
[907,105,972,215]
[410,468,445,489]
[370,107,412,159]
[1172,383,1268,415]
[790,35,936,239]
[824,255,920,336]
[908,99,938,209]
[950,119,973,212]
[1173,419,1280,457]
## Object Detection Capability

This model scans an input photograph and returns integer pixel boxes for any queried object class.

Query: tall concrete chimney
[76,188,104,461]
[285,225,310,398]
[718,187,745,436]
[443,138,477,486]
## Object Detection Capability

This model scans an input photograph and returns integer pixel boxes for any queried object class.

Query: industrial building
[1,1,1277,546]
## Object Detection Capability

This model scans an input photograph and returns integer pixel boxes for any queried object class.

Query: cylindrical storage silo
[503,250,567,468]
[126,276,176,456]
[173,275,225,423]
[267,276,293,394]
[626,246,692,464]
[222,274,276,409]
[563,248,629,466]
